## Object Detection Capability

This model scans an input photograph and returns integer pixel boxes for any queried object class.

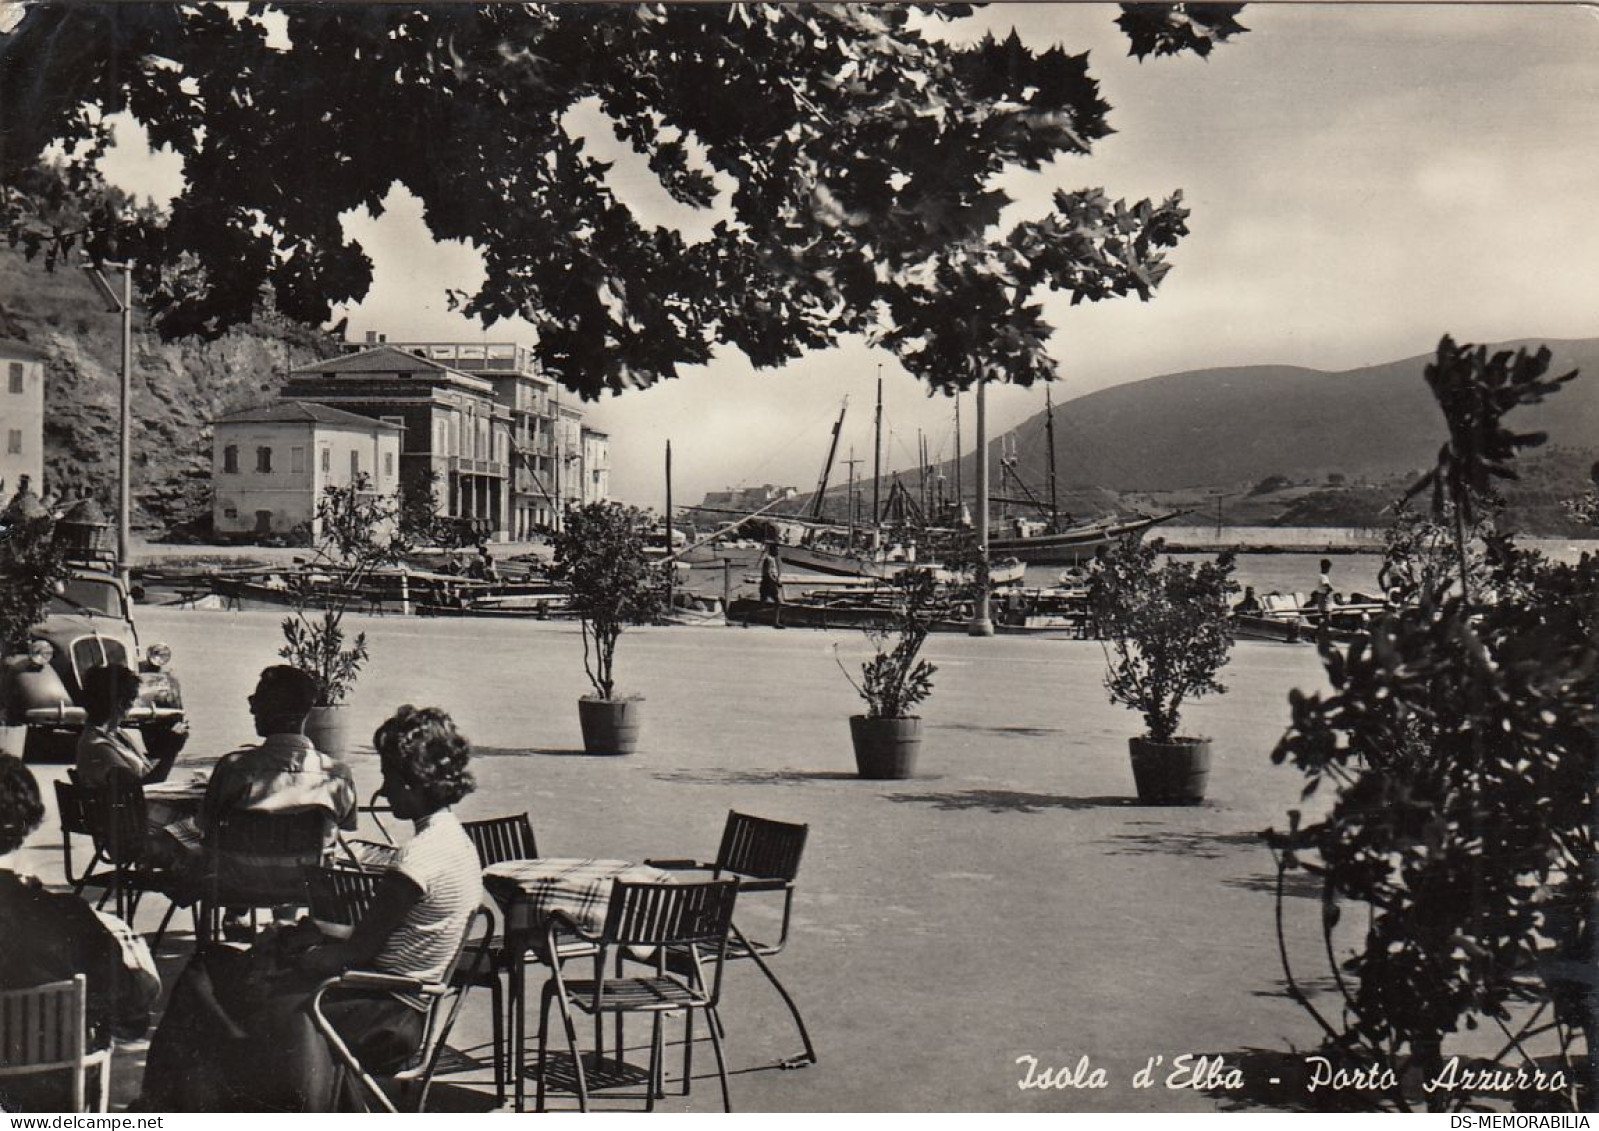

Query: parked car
[0,558,187,762]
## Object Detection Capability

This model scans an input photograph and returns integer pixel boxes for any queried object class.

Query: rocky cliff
[0,247,342,536]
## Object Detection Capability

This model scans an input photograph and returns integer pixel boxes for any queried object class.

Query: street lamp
[967,375,995,637]
[82,261,133,579]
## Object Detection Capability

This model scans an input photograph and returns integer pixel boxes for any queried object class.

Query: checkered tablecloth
[482,857,674,940]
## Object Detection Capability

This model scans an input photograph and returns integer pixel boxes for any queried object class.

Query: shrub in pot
[550,502,669,755]
[837,569,945,779]
[0,495,70,757]
[278,475,402,757]
[1088,535,1237,804]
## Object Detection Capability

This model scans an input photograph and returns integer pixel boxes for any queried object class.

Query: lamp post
[83,261,132,580]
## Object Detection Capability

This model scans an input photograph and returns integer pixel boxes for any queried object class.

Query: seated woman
[0,755,161,1112]
[75,664,177,788]
[139,705,482,1112]
[75,664,201,871]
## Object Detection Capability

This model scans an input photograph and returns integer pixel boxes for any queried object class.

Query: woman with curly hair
[141,706,482,1111]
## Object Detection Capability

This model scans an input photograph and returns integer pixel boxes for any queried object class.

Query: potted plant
[0,489,70,758]
[278,475,402,758]
[837,569,944,779]
[1088,535,1237,805]
[549,501,669,755]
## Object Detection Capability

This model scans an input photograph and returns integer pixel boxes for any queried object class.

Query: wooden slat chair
[462,813,539,867]
[645,810,816,1081]
[84,769,193,951]
[536,880,741,1113]
[0,975,111,1113]
[203,808,329,941]
[309,905,495,1112]
[54,777,109,896]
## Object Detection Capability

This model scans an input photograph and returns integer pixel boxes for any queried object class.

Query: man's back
[203,733,356,831]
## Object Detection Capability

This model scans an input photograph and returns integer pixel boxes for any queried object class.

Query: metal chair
[203,807,329,940]
[536,879,740,1113]
[0,975,111,1112]
[53,777,109,896]
[309,905,495,1112]
[647,810,816,1075]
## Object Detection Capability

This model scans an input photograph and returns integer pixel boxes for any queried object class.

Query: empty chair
[647,810,816,1074]
[0,975,111,1113]
[302,865,382,938]
[536,880,740,1113]
[310,907,495,1112]
[462,813,539,867]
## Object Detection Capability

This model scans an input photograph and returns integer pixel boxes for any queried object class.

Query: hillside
[983,338,1599,493]
[0,247,341,535]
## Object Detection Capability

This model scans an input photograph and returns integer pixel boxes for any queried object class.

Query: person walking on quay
[1314,557,1335,613]
[758,539,785,629]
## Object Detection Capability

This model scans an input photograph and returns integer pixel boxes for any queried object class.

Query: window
[223,505,238,519]
[223,445,239,473]
[384,452,395,478]
[256,446,273,473]
[290,446,306,473]
[349,450,360,480]
[6,429,20,455]
[319,447,330,472]
[7,362,22,393]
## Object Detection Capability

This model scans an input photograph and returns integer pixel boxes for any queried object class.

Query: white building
[0,340,46,500]
[211,401,401,540]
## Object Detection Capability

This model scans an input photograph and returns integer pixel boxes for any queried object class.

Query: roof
[291,344,454,377]
[213,401,403,429]
[0,339,50,361]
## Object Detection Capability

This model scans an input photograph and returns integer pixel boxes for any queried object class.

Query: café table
[481,857,675,1111]
[141,772,208,848]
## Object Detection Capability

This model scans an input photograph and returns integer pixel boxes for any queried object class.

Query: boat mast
[1045,386,1059,530]
[968,371,994,636]
[844,447,860,549]
[872,367,883,526]
[810,399,848,521]
[949,399,959,521]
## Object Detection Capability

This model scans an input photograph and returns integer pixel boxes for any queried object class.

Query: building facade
[341,334,606,536]
[285,345,513,540]
[211,401,401,540]
[580,427,610,505]
[698,484,800,513]
[0,340,47,500]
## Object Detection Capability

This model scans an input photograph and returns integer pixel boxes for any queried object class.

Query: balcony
[447,456,506,477]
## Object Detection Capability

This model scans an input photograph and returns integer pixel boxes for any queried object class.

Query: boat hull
[776,544,1025,585]
[989,512,1179,565]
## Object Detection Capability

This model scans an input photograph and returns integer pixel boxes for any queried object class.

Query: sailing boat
[773,395,1026,583]
[986,388,1181,566]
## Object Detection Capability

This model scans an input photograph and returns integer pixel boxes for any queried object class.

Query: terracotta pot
[578,696,643,756]
[305,704,352,761]
[1129,735,1211,805]
[850,715,922,779]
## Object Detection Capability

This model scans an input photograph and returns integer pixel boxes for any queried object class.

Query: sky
[97,3,1599,507]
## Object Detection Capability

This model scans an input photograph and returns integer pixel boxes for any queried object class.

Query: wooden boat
[1230,591,1386,644]
[988,510,1182,565]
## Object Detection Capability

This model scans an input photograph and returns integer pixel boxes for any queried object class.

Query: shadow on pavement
[1100,827,1267,858]
[474,746,607,759]
[886,789,1140,813]
[1223,868,1323,900]
[931,722,1063,739]
[654,768,877,786]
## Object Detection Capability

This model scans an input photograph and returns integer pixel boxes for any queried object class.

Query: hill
[0,247,341,535]
[980,339,1599,494]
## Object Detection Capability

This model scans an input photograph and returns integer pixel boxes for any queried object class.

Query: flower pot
[578,695,643,756]
[305,704,353,761]
[850,715,921,779]
[1128,735,1211,805]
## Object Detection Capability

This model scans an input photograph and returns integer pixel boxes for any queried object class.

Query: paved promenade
[16,607,1345,1112]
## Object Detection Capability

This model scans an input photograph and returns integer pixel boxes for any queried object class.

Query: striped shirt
[374,810,482,987]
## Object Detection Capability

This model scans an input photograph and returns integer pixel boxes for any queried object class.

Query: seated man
[0,755,160,1112]
[200,667,358,923]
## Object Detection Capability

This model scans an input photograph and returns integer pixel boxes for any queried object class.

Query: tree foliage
[0,3,1243,397]
[836,568,948,719]
[549,501,668,701]
[1088,535,1237,743]
[1268,337,1597,1112]
[0,510,70,653]
[278,474,403,706]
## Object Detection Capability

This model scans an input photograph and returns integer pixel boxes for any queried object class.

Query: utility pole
[954,394,963,522]
[1045,386,1059,529]
[871,367,883,527]
[83,261,133,582]
[665,439,674,609]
